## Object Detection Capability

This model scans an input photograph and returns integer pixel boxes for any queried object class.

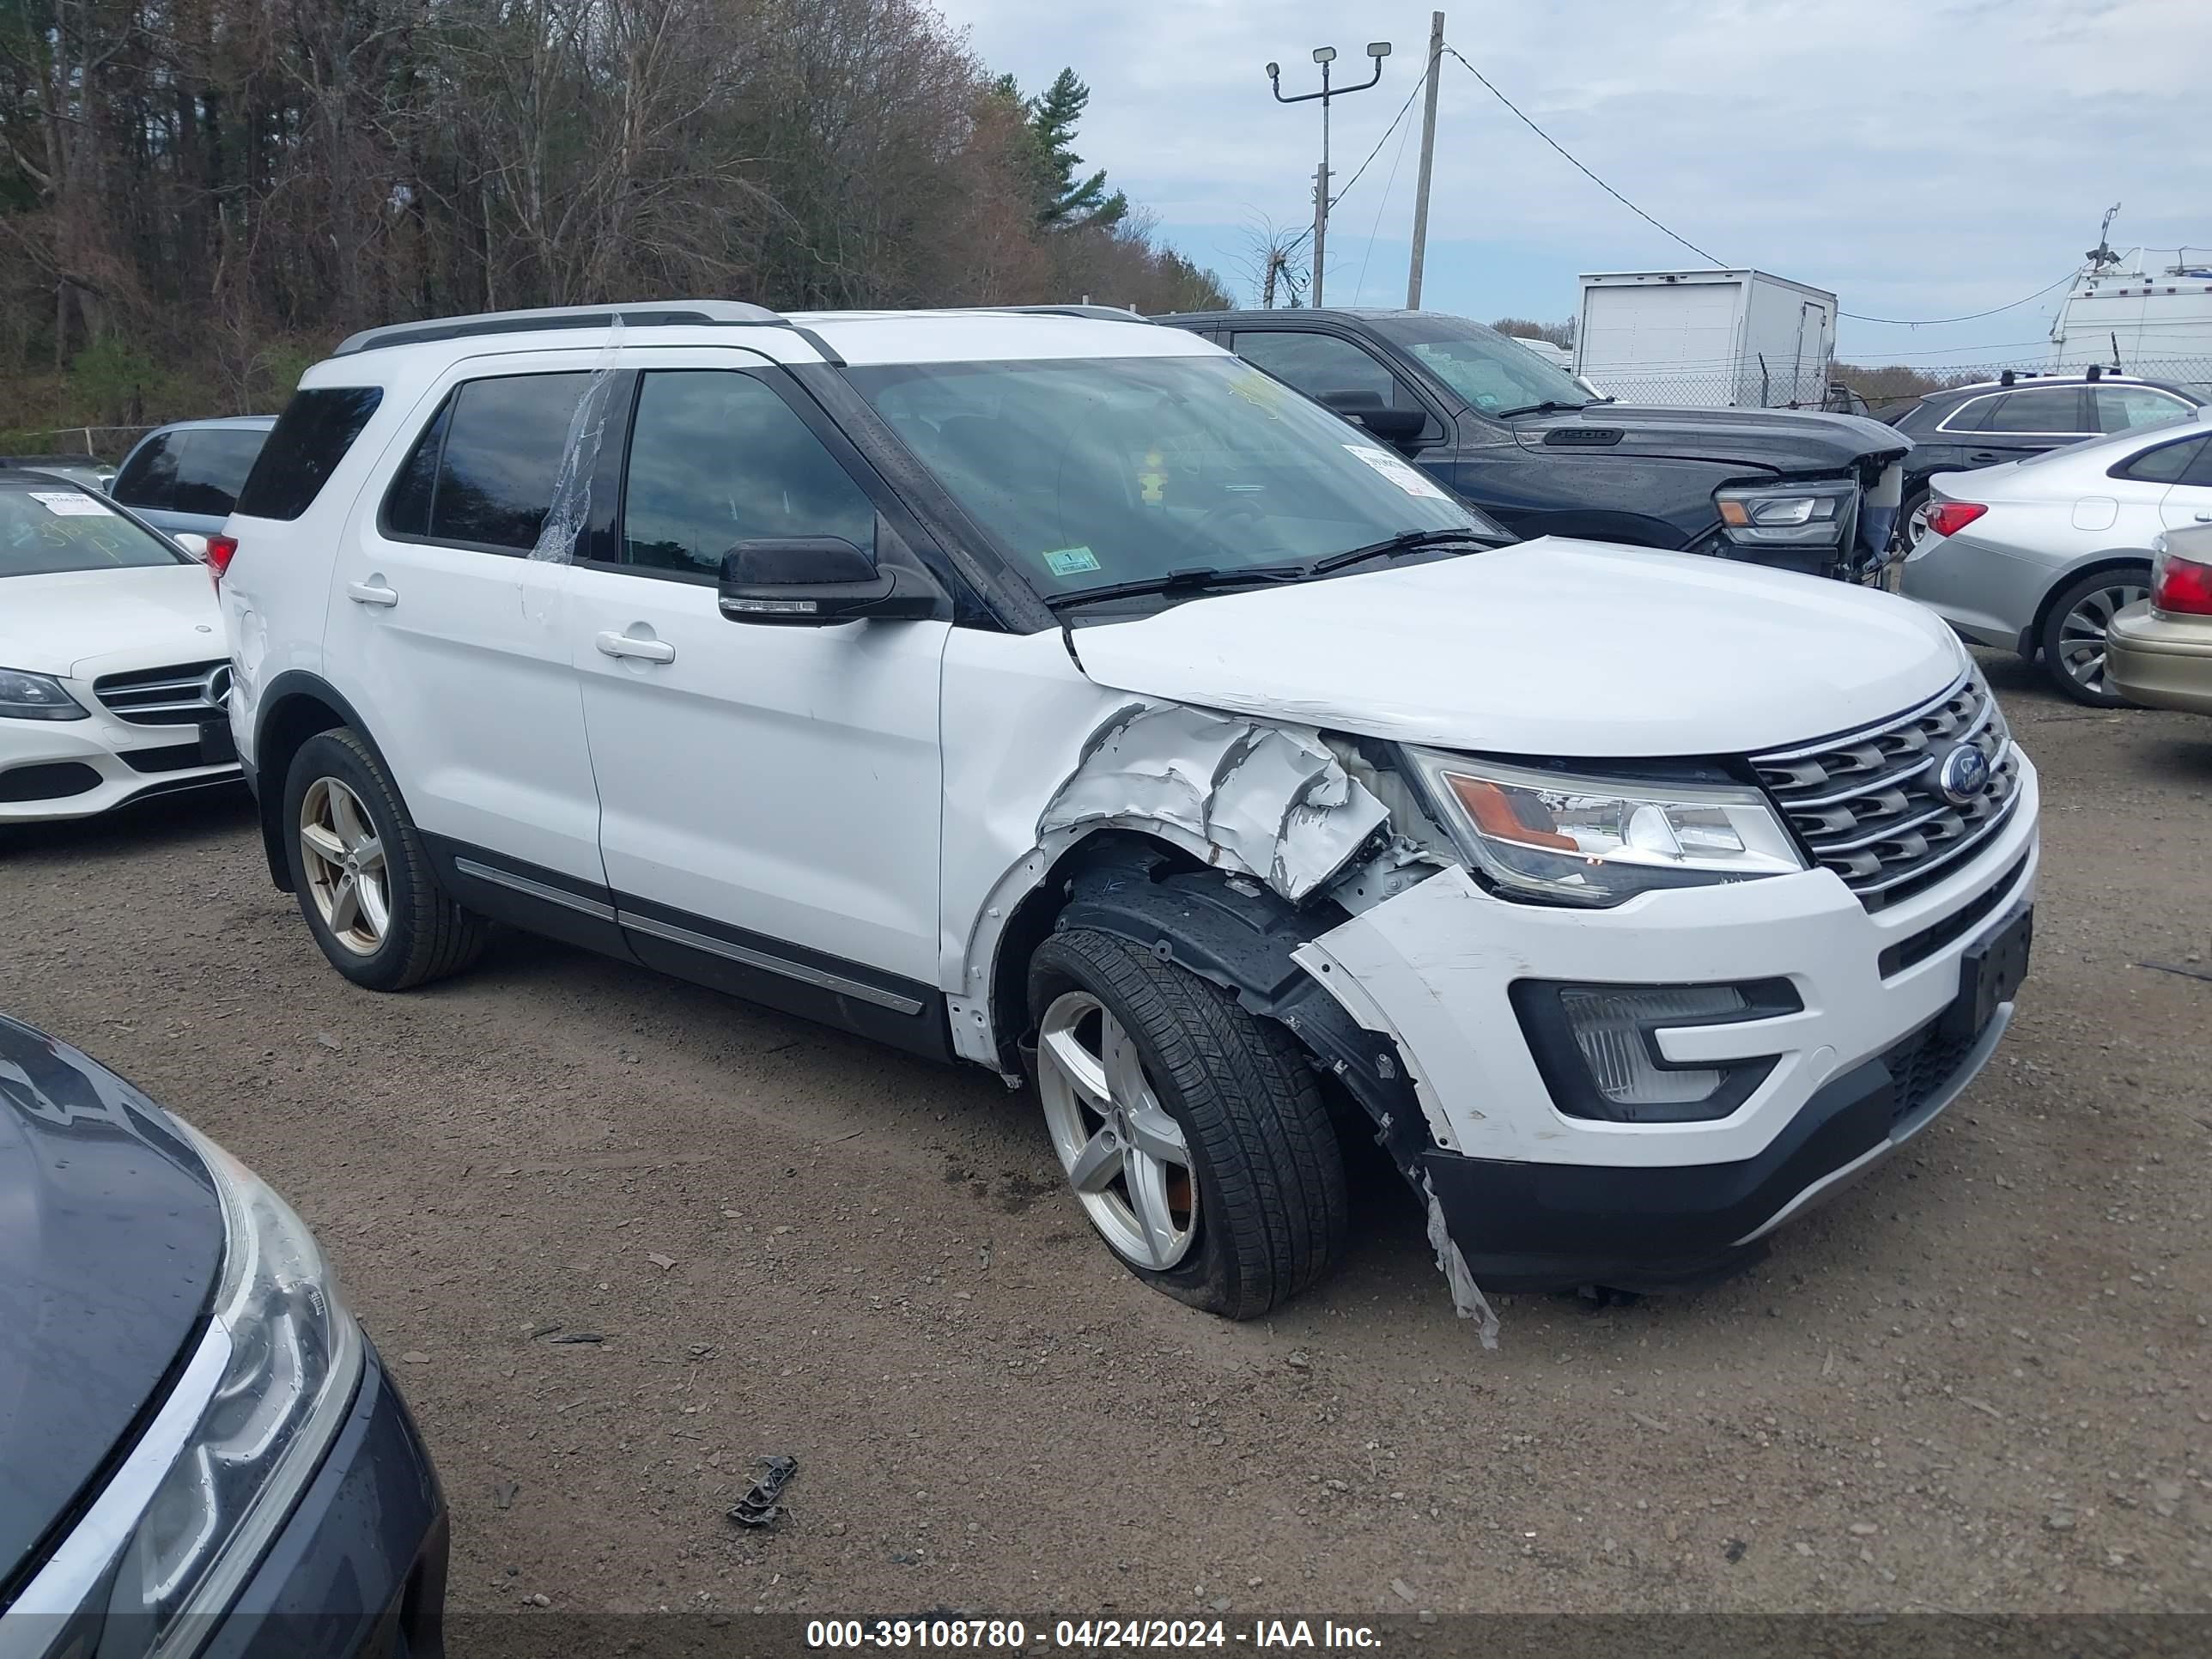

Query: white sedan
[1901,404,2212,705]
[0,473,241,821]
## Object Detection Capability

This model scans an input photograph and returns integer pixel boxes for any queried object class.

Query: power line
[1439,41,2085,331]
[1275,76,1424,265]
[1440,43,1725,266]
[1356,83,1419,301]
[1837,270,2079,325]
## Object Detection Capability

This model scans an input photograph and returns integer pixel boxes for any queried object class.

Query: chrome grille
[93,659,231,726]
[1752,669,2021,909]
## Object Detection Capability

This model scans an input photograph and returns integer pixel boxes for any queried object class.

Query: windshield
[0,485,187,578]
[1365,313,1597,415]
[847,354,1504,599]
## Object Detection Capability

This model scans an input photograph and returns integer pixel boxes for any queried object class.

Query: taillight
[2153,547,2212,617]
[204,533,239,586]
[1924,502,1987,539]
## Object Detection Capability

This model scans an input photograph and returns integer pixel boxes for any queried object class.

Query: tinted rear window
[381,374,589,553]
[173,429,270,517]
[111,434,179,509]
[236,389,384,520]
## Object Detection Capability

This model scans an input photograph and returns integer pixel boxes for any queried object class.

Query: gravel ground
[3,649,2209,1626]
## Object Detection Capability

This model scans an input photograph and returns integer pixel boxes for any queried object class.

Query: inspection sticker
[1341,444,1449,501]
[27,490,113,517]
[1042,545,1102,575]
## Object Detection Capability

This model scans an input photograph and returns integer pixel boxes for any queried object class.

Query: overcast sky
[941,0,2210,365]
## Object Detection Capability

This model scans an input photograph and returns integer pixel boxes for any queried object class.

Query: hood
[0,1016,223,1596]
[1509,403,1911,475]
[0,563,223,678]
[1066,538,1966,757]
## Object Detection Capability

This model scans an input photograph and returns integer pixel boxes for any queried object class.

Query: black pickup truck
[1160,307,1911,579]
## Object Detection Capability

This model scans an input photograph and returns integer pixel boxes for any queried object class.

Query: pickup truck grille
[1752,670,2021,910]
[93,659,231,726]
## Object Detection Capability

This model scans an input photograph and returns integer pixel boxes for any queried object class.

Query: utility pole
[1268,40,1390,308]
[1406,12,1444,309]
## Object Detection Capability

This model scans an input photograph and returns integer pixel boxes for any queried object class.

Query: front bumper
[0,696,240,823]
[1295,757,2039,1290]
[2106,600,2212,715]
[194,1340,447,1659]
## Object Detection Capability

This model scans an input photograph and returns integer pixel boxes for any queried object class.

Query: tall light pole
[1267,40,1389,308]
[1406,13,1445,310]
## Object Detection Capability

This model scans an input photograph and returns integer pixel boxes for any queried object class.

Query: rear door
[567,354,951,1044]
[325,356,605,892]
[2154,434,2212,532]
[1944,387,2094,467]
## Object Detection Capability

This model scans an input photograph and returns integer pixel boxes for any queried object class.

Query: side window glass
[2112,436,2208,484]
[1940,395,1995,434]
[427,374,590,552]
[1983,389,2083,434]
[620,371,877,576]
[383,401,449,538]
[2184,439,2212,489]
[112,434,178,509]
[2095,386,2193,433]
[171,429,269,518]
[237,388,384,520]
[1232,331,1407,410]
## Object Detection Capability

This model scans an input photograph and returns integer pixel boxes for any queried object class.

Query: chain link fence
[1577,356,2212,413]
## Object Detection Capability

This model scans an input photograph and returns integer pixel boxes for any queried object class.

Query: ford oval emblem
[1937,744,1990,805]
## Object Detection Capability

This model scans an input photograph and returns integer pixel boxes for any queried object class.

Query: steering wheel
[1185,497,1275,556]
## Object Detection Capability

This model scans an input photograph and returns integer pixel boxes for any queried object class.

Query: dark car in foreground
[1886,371,2204,551]
[1159,307,1911,580]
[0,1014,447,1658]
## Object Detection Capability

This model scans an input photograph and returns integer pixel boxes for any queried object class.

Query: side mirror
[171,531,210,559]
[718,537,942,627]
[1321,389,1426,447]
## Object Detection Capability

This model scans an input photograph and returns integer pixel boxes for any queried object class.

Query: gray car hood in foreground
[0,1016,222,1597]
[1065,538,1966,757]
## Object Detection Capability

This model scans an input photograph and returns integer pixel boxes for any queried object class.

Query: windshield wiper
[1493,399,1594,418]
[1306,528,1491,575]
[1042,563,1310,611]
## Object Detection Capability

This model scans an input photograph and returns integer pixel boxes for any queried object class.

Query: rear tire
[283,727,488,990]
[1029,927,1347,1319]
[2039,566,2149,708]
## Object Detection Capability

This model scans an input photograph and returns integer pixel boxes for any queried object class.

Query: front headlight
[103,1119,362,1657]
[0,665,88,720]
[1404,749,1805,908]
[1715,479,1856,547]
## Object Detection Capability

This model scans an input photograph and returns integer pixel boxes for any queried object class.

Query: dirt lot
[4,650,2210,1626]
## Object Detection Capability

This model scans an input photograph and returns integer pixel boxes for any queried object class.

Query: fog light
[1510,978,1801,1123]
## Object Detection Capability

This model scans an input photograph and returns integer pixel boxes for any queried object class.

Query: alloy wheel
[298,777,391,956]
[2054,580,2149,696]
[1036,990,1198,1271]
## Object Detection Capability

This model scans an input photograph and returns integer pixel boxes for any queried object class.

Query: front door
[568,359,951,1043]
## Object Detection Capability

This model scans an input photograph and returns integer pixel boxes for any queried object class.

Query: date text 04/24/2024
[805,1620,1384,1650]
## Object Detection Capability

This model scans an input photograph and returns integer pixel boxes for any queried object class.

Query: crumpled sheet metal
[1036,702,1390,902]
[1422,1173,1500,1349]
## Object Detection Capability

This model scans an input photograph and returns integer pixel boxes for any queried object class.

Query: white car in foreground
[217,304,2039,1324]
[1901,404,2212,705]
[0,473,241,821]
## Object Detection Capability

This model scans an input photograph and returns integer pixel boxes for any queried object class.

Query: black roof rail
[332,301,786,357]
[989,304,1153,323]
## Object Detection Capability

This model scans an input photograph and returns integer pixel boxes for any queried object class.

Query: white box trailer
[1576,269,1838,409]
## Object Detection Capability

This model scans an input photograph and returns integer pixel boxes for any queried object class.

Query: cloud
[940,0,2211,359]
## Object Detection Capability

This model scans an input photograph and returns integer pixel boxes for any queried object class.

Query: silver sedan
[1900,404,2212,705]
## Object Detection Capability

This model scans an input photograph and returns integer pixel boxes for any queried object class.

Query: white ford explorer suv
[216,302,2039,1324]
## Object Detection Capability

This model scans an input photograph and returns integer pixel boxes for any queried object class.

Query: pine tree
[1026,69,1127,231]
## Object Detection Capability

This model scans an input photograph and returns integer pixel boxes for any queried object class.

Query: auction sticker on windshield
[27,490,114,517]
[1043,546,1102,576]
[1342,445,1449,500]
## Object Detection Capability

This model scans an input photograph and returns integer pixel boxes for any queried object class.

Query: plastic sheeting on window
[529,316,624,564]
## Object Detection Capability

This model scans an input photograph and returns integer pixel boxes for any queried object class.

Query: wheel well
[986,830,1206,1072]
[252,690,347,890]
[2026,553,2154,655]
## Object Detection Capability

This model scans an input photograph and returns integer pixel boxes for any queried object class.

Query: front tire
[283,727,488,990]
[2039,567,2148,708]
[1029,927,1346,1319]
